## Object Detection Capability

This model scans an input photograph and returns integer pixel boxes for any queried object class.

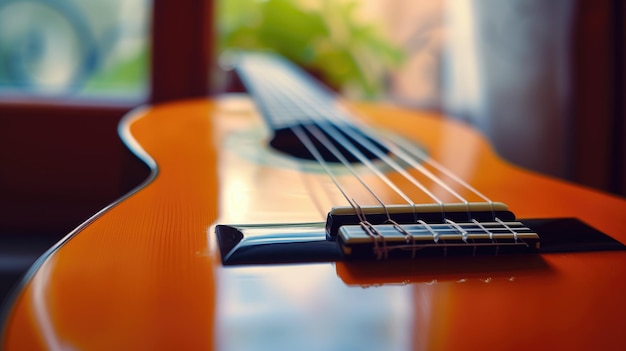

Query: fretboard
[234,52,339,130]
[233,52,388,163]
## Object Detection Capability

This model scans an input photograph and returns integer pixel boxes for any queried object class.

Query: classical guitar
[2,53,626,350]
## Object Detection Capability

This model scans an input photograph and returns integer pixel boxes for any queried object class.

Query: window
[0,0,149,100]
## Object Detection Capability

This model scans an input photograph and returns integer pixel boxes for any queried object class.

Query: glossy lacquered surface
[2,97,626,350]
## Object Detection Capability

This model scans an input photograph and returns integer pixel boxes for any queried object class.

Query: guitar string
[243,58,532,253]
[239,64,372,213]
[267,70,462,223]
[289,125,358,210]
[237,54,497,232]
[286,92,474,228]
[284,81,468,205]
[306,124,415,205]
[250,69,475,241]
[252,63,450,209]
[241,57,475,235]
[309,102,499,222]
[266,59,495,207]
[309,100,488,209]
[244,68,383,196]
[259,59,500,223]
[248,72,384,218]
[255,74,393,216]
[249,67,470,234]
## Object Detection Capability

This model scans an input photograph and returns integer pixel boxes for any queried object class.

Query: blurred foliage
[218,0,404,99]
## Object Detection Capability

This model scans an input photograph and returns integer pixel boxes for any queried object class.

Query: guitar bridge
[215,217,623,265]
[337,221,540,260]
[327,202,540,260]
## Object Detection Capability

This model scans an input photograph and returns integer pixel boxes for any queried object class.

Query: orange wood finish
[2,97,626,350]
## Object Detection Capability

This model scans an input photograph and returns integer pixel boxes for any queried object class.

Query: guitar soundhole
[270,124,389,163]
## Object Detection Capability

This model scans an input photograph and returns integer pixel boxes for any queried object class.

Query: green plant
[218,0,404,99]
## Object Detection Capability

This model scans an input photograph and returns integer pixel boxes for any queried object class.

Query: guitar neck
[234,52,342,130]
[233,52,389,164]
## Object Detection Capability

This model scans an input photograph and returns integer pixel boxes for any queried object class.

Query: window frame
[0,0,215,236]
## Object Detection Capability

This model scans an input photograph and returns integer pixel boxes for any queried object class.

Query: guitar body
[2,96,626,350]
